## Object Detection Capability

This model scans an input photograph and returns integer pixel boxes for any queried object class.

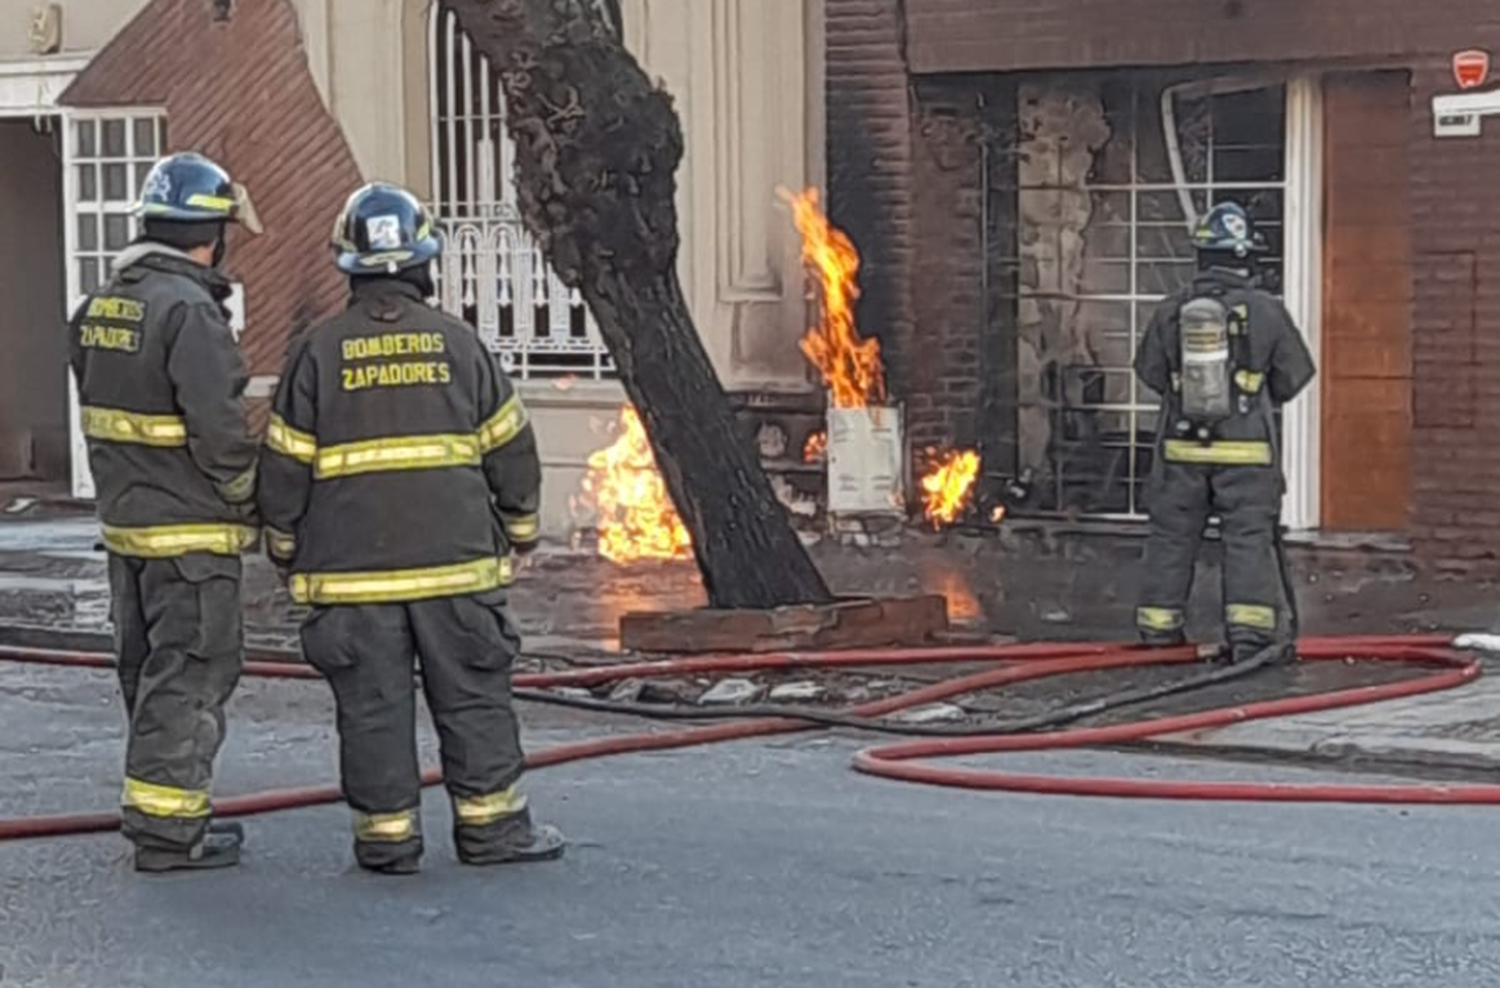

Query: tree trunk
[442,0,834,609]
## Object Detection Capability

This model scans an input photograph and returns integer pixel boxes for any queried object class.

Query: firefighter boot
[456,808,567,867]
[209,819,245,842]
[134,828,243,874]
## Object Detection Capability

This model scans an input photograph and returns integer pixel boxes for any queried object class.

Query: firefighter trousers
[1135,461,1290,662]
[298,590,530,868]
[109,553,244,851]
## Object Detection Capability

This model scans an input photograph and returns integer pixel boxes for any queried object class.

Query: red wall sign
[1454,49,1491,90]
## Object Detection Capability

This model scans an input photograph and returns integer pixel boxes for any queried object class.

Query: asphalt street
[3,666,1500,987]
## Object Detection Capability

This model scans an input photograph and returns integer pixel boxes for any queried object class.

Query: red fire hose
[0,634,1494,843]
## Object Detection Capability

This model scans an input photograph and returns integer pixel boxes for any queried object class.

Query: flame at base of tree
[920,449,981,528]
[780,187,886,410]
[575,406,693,564]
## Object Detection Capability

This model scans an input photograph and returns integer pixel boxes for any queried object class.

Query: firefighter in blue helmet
[68,151,260,872]
[1133,202,1316,664]
[258,182,565,875]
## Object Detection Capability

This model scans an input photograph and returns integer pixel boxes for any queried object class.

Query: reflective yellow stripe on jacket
[290,555,514,606]
[479,395,529,453]
[81,406,187,448]
[315,434,481,480]
[102,523,258,558]
[122,777,211,819]
[503,513,540,544]
[266,414,317,465]
[266,527,297,562]
[1162,439,1273,467]
[267,393,528,480]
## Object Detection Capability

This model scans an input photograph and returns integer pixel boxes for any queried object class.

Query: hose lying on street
[0,634,1493,842]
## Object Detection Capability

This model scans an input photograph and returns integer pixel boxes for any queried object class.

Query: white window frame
[1278,74,1324,533]
[63,108,169,500]
[1053,74,1321,527]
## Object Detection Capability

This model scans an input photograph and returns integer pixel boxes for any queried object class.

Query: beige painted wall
[0,0,148,59]
[0,119,68,480]
[294,0,428,188]
[622,0,824,393]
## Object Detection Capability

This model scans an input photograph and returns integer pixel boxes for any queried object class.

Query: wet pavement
[8,508,1500,985]
[0,509,1493,650]
[5,662,1500,988]
[1,507,1500,774]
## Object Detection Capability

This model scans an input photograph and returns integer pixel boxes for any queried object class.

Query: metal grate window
[67,113,167,304]
[427,6,614,381]
[1033,79,1287,518]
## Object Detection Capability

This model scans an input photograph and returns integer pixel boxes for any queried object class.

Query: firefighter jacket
[1134,268,1316,470]
[257,278,541,607]
[68,242,260,558]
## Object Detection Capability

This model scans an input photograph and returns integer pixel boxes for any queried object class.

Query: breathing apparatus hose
[0,633,1498,843]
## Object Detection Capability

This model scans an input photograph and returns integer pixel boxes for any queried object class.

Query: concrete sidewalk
[2,506,1500,776]
[1163,657,1500,774]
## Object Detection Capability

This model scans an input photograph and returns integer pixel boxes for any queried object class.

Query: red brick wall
[906,87,985,452]
[828,2,1006,460]
[1407,60,1500,569]
[60,0,364,398]
[903,0,1500,74]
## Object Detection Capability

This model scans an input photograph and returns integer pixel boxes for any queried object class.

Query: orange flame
[780,187,886,409]
[920,449,980,529]
[803,430,828,463]
[577,406,693,564]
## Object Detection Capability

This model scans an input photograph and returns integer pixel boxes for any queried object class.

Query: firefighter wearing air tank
[68,152,260,873]
[257,182,565,875]
[1133,202,1316,664]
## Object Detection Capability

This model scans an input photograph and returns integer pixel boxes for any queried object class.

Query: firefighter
[258,182,566,876]
[68,151,260,872]
[1133,202,1316,664]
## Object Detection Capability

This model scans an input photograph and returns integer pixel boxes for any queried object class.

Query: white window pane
[1135,224,1194,261]
[74,119,96,159]
[76,213,98,252]
[104,214,131,251]
[133,118,158,158]
[102,120,126,158]
[104,163,129,201]
[76,165,98,202]
[80,258,101,294]
[1138,260,1195,296]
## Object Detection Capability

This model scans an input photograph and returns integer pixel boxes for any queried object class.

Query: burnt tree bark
[442,0,834,608]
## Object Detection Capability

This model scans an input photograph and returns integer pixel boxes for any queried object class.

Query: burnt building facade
[828,0,1500,570]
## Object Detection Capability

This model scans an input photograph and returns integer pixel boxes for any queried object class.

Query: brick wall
[902,0,1500,74]
[906,83,984,453]
[828,2,1014,470]
[61,0,364,404]
[824,0,917,406]
[1407,60,1500,569]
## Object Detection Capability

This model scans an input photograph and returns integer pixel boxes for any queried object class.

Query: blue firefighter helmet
[1190,202,1269,259]
[135,152,243,223]
[331,182,442,275]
